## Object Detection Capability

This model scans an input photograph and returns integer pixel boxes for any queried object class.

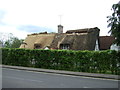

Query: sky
[0,0,119,39]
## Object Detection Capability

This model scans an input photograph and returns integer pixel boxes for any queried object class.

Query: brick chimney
[58,25,63,34]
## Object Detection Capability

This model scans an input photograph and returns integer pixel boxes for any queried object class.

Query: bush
[1,48,120,75]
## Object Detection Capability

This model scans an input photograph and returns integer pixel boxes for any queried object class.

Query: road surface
[2,68,119,88]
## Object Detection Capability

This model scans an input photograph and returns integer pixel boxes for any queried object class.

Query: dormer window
[34,44,41,49]
[22,41,27,48]
[60,44,70,50]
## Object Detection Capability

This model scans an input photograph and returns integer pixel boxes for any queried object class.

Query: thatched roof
[66,27,99,34]
[50,34,66,49]
[60,34,75,45]
[20,27,100,50]
[20,33,55,49]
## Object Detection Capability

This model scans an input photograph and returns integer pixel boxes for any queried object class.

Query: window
[34,44,41,49]
[60,44,70,50]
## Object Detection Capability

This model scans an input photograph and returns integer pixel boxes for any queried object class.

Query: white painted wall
[95,39,99,51]
[44,47,49,50]
[110,44,120,51]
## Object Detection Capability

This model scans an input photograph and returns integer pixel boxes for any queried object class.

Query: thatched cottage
[20,25,100,50]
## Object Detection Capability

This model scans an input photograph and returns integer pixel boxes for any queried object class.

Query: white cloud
[0,0,119,39]
[0,25,29,39]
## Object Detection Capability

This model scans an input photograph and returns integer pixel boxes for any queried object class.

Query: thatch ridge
[66,27,99,34]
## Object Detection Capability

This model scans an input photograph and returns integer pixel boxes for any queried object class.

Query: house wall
[95,39,99,51]
[110,44,120,51]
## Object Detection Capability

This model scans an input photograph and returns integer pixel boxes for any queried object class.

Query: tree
[0,33,24,48]
[11,37,23,48]
[0,40,2,47]
[4,37,23,48]
[107,1,120,46]
[0,33,13,47]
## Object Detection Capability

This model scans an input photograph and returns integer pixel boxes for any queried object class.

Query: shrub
[1,48,120,75]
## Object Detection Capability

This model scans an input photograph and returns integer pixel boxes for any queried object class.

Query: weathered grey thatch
[66,27,99,34]
[50,34,66,49]
[20,27,100,50]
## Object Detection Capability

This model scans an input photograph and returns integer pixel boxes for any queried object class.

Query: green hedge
[1,48,120,75]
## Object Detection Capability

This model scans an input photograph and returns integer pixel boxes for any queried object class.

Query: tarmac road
[2,68,119,88]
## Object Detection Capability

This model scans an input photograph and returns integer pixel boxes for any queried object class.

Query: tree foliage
[4,37,23,48]
[0,33,13,46]
[107,1,120,45]
[0,33,23,48]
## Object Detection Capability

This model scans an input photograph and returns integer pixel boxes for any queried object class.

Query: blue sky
[0,0,119,39]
